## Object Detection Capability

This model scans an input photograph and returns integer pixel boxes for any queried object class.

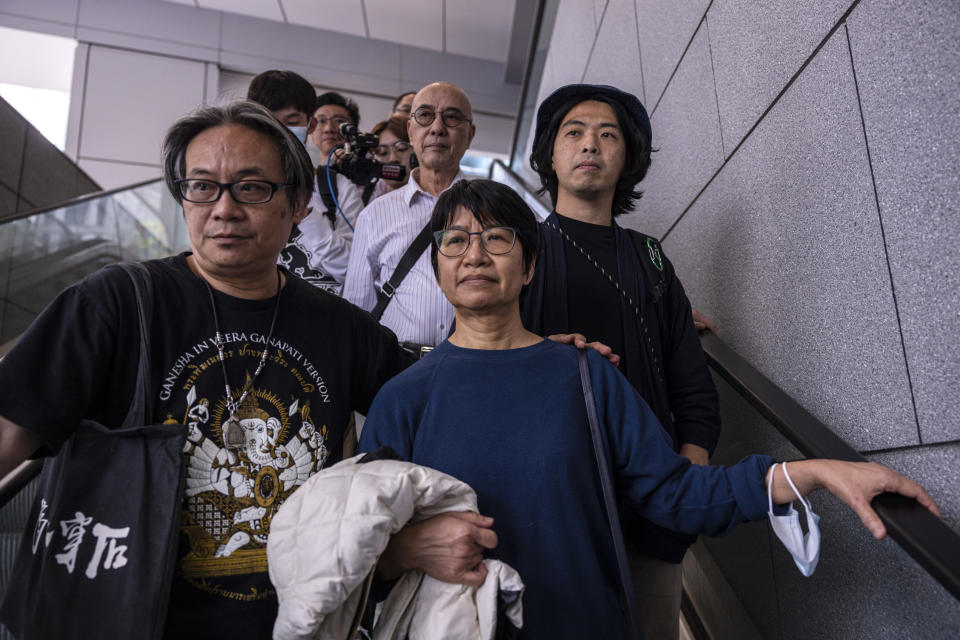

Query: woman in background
[371,116,414,192]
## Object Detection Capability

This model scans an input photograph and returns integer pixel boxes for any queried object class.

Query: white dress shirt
[343,170,464,345]
[292,170,390,286]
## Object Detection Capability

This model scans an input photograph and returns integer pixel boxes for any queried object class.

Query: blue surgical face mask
[287,125,308,144]
[767,462,821,577]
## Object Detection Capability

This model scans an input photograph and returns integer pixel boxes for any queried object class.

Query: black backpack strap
[316,166,340,224]
[371,220,433,321]
[577,350,643,640]
[361,181,377,206]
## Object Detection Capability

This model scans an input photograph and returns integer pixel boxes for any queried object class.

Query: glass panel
[489,162,552,221]
[0,179,189,342]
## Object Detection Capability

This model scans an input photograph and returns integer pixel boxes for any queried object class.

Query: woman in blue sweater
[358,179,939,639]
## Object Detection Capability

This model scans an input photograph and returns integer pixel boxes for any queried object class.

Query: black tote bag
[0,263,188,640]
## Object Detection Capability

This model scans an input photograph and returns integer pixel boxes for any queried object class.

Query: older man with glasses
[343,82,477,357]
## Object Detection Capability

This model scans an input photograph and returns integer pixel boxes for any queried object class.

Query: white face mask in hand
[767,462,821,577]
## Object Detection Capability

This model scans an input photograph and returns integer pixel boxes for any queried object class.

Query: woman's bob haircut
[429,179,540,277]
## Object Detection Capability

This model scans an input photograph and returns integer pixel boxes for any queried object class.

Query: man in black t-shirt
[520,84,719,640]
[0,100,411,638]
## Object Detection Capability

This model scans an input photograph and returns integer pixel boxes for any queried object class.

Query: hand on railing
[767,459,941,540]
[692,309,716,334]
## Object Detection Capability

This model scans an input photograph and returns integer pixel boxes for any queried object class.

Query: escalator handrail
[4,177,163,225]
[490,156,960,602]
[488,158,552,210]
[700,333,960,602]
[0,459,42,508]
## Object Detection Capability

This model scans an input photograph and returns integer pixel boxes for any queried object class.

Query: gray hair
[161,100,314,212]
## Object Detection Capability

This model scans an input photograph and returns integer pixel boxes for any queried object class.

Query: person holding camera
[370,116,415,192]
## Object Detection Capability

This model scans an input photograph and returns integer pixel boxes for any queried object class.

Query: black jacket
[520,212,721,562]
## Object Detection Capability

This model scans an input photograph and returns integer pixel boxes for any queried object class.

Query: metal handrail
[488,158,552,210]
[4,178,163,225]
[700,333,960,602]
[0,459,42,507]
[489,154,960,603]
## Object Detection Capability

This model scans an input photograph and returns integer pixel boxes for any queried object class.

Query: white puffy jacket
[268,453,524,640]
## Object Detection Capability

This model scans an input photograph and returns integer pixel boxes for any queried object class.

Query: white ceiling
[165,0,518,64]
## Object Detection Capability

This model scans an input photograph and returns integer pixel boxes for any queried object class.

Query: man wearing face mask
[247,73,371,292]
[309,92,390,230]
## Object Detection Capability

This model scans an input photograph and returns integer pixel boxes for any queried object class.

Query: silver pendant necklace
[203,271,283,450]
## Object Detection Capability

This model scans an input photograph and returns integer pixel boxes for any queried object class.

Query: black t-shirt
[557,213,627,363]
[0,253,409,639]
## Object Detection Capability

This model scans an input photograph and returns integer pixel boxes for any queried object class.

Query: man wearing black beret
[522,84,718,640]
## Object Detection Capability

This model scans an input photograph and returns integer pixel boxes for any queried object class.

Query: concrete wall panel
[847,0,960,445]
[625,22,723,239]
[635,0,709,109]
[663,32,916,451]
[583,0,643,105]
[217,50,397,99]
[76,0,220,60]
[398,48,519,115]
[0,0,78,29]
[534,0,597,106]
[78,46,206,166]
[77,160,160,192]
[218,12,398,81]
[708,0,850,153]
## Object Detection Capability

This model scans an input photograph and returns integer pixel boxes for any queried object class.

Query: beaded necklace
[544,218,664,383]
[203,271,282,449]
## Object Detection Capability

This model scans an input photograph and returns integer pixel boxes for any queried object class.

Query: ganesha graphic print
[158,330,331,600]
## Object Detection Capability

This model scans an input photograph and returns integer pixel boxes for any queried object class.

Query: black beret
[533,84,652,150]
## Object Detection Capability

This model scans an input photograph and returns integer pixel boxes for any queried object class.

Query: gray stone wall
[530,0,959,637]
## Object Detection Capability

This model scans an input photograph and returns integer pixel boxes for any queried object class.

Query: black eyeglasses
[175,179,293,204]
[411,106,472,129]
[372,141,412,158]
[434,226,518,257]
[317,116,350,129]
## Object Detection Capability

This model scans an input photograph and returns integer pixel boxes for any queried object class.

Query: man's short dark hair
[316,91,360,127]
[529,94,652,217]
[246,70,316,119]
[161,101,315,213]
[430,179,539,277]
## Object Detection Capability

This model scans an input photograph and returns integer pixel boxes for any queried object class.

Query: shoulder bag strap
[371,220,433,321]
[361,181,377,206]
[110,262,155,428]
[577,349,644,640]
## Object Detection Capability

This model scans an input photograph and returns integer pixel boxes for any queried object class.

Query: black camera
[337,123,406,186]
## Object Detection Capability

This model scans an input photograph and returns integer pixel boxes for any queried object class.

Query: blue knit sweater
[359,339,773,639]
